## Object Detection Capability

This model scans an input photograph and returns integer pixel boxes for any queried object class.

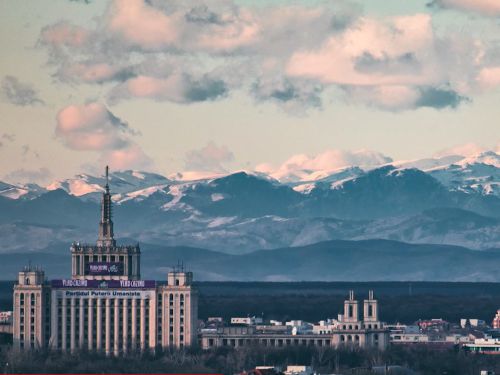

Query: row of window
[339,323,380,330]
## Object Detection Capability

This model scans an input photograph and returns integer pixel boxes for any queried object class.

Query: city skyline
[0,0,499,184]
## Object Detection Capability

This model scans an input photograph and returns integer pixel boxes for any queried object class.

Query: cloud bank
[37,0,500,112]
[256,149,393,182]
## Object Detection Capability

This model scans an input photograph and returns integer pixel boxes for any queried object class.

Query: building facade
[201,291,389,350]
[13,167,198,354]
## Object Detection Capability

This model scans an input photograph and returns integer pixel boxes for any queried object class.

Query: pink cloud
[40,21,89,47]
[108,73,227,104]
[194,9,260,51]
[37,1,494,112]
[126,75,181,100]
[60,62,125,83]
[286,14,438,87]
[56,102,152,170]
[100,144,152,170]
[56,102,130,151]
[108,0,179,50]
[344,85,421,110]
[477,66,500,90]
[257,149,392,182]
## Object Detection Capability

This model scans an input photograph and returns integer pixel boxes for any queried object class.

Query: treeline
[199,294,500,324]
[0,345,499,375]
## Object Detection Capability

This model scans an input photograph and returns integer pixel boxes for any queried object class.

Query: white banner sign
[55,289,154,299]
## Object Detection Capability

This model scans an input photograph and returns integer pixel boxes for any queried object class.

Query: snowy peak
[292,167,364,193]
[392,155,464,171]
[458,151,500,168]
[1,151,499,202]
[424,152,500,196]
[46,170,171,197]
[0,181,45,200]
[256,149,392,183]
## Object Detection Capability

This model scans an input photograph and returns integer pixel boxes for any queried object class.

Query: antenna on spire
[105,165,109,185]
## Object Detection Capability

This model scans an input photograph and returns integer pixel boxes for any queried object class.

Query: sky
[0,0,499,184]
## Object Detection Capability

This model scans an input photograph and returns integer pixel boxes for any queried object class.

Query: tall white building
[13,167,198,355]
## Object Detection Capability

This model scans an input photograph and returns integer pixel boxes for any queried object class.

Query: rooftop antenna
[176,259,184,272]
[105,165,110,192]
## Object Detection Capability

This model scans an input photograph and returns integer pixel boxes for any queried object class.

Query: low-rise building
[464,337,500,354]
[461,319,486,328]
[417,319,449,330]
[231,316,264,326]
[201,290,389,350]
[312,319,337,335]
[0,311,13,324]
[284,365,313,375]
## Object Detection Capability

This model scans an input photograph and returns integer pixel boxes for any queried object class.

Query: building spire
[97,165,115,247]
[105,165,109,192]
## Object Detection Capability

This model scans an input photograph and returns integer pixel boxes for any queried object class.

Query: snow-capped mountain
[0,181,46,200]
[288,151,500,198]
[425,151,500,196]
[46,170,171,200]
[0,151,498,255]
[257,149,393,183]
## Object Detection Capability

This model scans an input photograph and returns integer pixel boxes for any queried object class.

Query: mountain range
[1,239,500,282]
[0,151,499,280]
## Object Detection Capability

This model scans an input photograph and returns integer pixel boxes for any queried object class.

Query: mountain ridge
[1,239,499,282]
[0,152,498,255]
